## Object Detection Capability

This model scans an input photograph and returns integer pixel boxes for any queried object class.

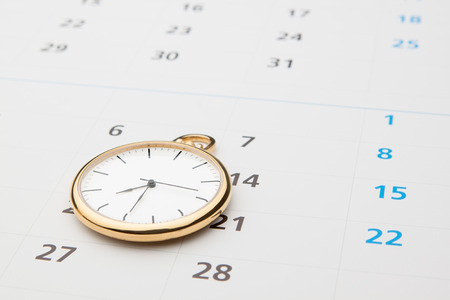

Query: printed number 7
[241,136,255,147]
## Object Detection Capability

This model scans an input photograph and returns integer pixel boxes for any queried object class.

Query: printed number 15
[375,185,407,200]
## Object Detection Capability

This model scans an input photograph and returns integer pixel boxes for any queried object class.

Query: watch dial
[79,146,222,224]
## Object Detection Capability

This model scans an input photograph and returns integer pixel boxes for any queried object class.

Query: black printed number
[230,173,260,187]
[166,25,192,35]
[289,9,310,18]
[62,207,74,214]
[209,215,245,231]
[60,19,86,28]
[109,125,124,136]
[267,58,293,68]
[35,244,77,262]
[82,0,100,5]
[40,43,68,52]
[241,136,255,147]
[184,3,203,11]
[152,51,179,61]
[277,32,302,41]
[193,262,232,281]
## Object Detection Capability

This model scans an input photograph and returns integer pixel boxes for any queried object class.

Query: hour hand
[116,184,148,194]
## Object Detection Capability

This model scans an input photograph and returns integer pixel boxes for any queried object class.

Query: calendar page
[1,0,450,299]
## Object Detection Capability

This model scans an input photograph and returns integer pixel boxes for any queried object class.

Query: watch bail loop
[174,134,216,152]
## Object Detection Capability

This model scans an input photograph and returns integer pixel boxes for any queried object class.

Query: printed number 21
[366,229,403,246]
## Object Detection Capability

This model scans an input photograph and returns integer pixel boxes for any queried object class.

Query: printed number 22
[393,39,419,49]
[366,229,403,246]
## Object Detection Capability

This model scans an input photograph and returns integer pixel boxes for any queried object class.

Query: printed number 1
[385,115,393,125]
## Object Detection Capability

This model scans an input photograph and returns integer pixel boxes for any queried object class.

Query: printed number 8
[377,148,392,159]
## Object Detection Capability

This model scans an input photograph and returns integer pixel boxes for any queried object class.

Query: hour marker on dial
[173,150,182,160]
[116,155,126,164]
[93,170,108,176]
[192,162,207,169]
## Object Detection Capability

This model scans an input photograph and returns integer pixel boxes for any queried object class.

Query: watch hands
[116,184,148,194]
[128,179,155,213]
[140,178,198,192]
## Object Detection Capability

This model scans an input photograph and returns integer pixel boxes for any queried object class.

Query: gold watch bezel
[70,140,231,242]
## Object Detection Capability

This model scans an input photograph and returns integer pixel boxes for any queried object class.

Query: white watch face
[78,145,222,224]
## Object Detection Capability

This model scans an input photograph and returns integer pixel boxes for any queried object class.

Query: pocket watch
[70,134,231,242]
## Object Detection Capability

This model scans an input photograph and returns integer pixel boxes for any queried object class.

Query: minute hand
[140,178,198,192]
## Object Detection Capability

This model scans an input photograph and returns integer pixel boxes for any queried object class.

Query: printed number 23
[366,229,403,246]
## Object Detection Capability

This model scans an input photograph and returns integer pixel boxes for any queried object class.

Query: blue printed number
[366,229,403,246]
[375,185,407,200]
[366,229,383,244]
[385,230,403,246]
[377,148,392,159]
[399,15,421,24]
[393,39,419,49]
[384,115,393,125]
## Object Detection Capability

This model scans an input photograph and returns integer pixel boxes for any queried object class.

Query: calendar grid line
[5,206,450,245]
[159,250,450,282]
[338,268,450,283]
[159,237,186,299]
[0,93,115,283]
[1,76,449,117]
[332,110,367,299]
[0,283,106,300]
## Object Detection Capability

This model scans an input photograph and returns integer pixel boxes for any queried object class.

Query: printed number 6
[109,125,124,136]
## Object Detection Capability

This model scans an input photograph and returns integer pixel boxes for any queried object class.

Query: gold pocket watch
[70,134,231,242]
